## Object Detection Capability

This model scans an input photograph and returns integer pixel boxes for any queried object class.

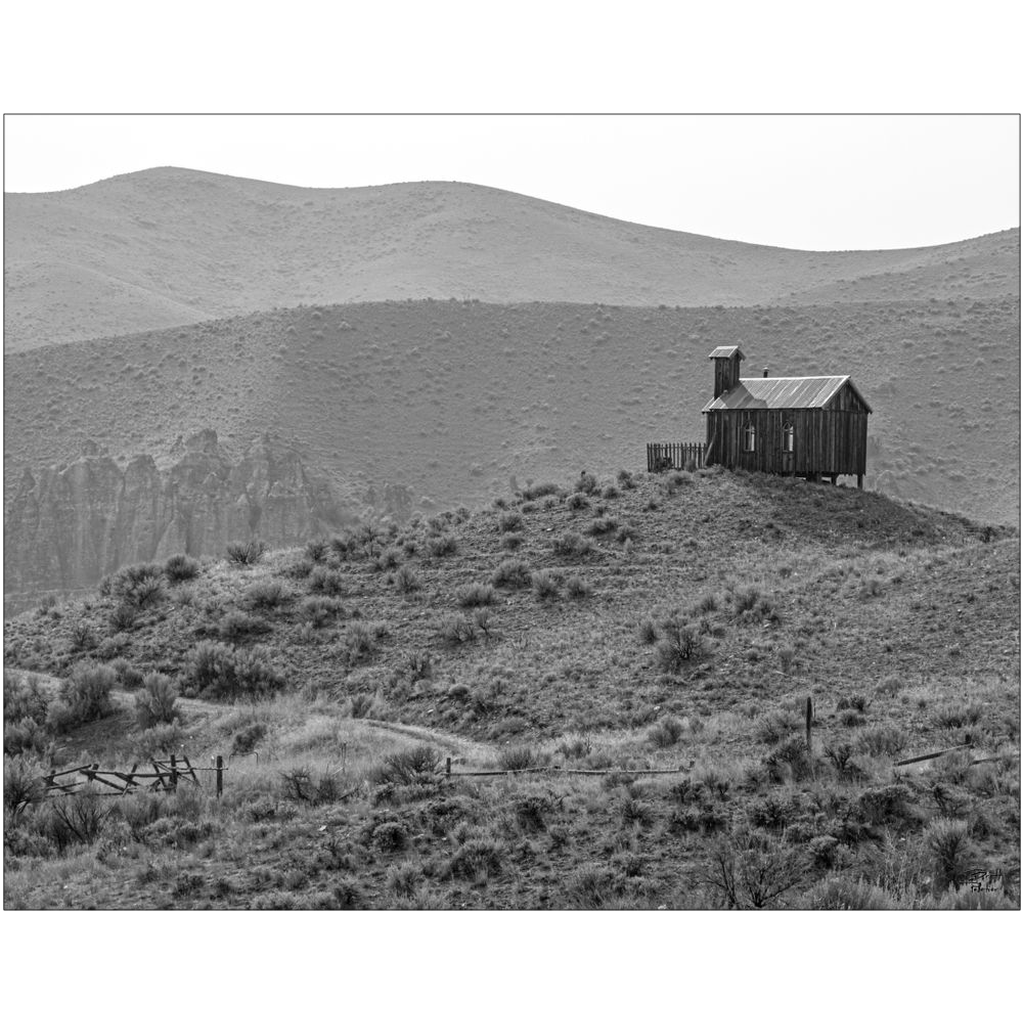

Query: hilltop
[4,167,1018,352]
[4,469,1019,909]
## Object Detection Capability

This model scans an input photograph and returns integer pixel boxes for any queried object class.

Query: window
[783,423,795,453]
[743,422,756,452]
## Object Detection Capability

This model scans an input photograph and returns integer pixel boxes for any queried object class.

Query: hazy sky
[3,114,1019,251]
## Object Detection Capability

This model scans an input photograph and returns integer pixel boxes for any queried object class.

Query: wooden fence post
[170,754,179,791]
[446,757,452,777]
[805,696,814,776]
[215,755,224,799]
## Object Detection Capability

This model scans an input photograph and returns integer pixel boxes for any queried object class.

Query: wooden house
[701,346,872,487]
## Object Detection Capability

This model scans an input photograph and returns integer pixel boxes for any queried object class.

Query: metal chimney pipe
[763,367,769,378]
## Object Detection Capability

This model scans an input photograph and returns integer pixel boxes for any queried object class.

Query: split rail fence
[646,441,707,473]
[41,753,227,799]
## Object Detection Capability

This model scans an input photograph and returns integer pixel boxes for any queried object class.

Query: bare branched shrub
[226,540,267,566]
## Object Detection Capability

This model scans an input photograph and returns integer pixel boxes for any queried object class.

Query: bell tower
[708,345,745,399]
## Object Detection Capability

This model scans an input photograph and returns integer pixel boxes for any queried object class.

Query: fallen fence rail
[444,758,695,778]
[893,743,973,768]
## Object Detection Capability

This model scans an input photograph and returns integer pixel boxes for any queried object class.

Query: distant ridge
[5,167,1019,351]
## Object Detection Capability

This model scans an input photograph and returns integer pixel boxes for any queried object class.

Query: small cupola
[708,345,745,399]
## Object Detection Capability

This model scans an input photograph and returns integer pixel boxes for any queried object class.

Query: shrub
[574,472,598,495]
[498,512,523,533]
[280,766,349,806]
[373,547,402,572]
[701,828,806,909]
[655,622,703,673]
[457,583,495,608]
[109,602,138,631]
[4,672,50,726]
[4,754,46,820]
[755,710,802,746]
[497,746,535,771]
[437,615,477,646]
[134,673,179,730]
[345,623,378,662]
[601,485,619,499]
[764,737,813,783]
[376,745,441,785]
[46,665,115,733]
[164,554,200,583]
[520,482,561,501]
[448,838,503,880]
[219,610,263,641]
[300,596,345,627]
[232,722,266,755]
[647,716,685,748]
[637,618,659,644]
[427,534,458,557]
[584,516,618,536]
[108,658,144,690]
[857,783,914,825]
[392,564,421,593]
[492,559,531,588]
[855,725,907,757]
[925,818,977,891]
[186,641,285,700]
[244,580,289,611]
[226,540,266,566]
[552,532,594,559]
[565,574,593,599]
[566,492,589,511]
[309,566,346,596]
[109,563,166,609]
[616,469,636,490]
[531,570,559,603]
[500,534,524,551]
[732,586,761,615]
[304,537,328,562]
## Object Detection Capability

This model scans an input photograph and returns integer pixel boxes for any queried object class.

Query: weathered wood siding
[704,381,868,477]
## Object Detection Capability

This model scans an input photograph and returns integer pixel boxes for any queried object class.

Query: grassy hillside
[5,297,1019,526]
[4,470,1019,909]
[5,167,1017,352]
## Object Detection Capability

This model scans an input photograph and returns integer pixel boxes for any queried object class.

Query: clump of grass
[565,575,593,599]
[500,534,524,551]
[521,482,561,501]
[492,558,531,588]
[531,570,560,603]
[373,547,402,572]
[226,540,266,566]
[164,554,200,583]
[457,583,495,608]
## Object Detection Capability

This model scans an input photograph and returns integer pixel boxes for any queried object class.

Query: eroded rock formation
[3,430,351,616]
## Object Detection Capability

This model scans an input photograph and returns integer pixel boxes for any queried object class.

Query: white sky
[4,114,1018,250]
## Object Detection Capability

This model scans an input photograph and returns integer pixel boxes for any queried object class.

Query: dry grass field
[4,470,1019,909]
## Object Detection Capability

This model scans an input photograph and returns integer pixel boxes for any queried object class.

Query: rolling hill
[4,167,1018,352]
[3,470,1019,909]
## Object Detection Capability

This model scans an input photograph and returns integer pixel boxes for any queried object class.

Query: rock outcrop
[3,430,351,616]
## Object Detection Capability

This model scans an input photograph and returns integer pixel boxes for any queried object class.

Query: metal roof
[701,376,873,413]
[708,345,745,360]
